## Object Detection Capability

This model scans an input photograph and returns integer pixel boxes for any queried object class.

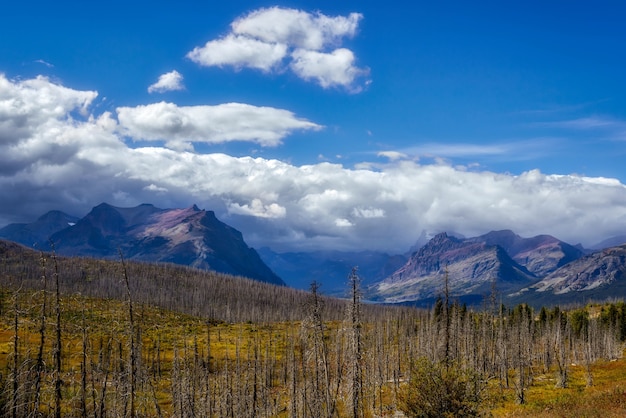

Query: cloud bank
[186,7,369,91]
[2,74,626,253]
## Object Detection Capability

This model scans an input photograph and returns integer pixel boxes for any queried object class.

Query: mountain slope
[0,210,79,248]
[591,235,626,250]
[468,230,585,277]
[372,233,537,304]
[4,203,284,285]
[528,244,626,295]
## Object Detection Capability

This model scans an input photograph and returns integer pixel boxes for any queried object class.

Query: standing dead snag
[347,267,363,418]
[302,281,335,417]
[10,288,20,418]
[34,253,48,415]
[443,265,450,368]
[119,249,137,418]
[51,247,62,418]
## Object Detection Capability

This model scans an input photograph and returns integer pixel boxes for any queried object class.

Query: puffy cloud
[2,74,626,254]
[187,7,368,91]
[231,7,362,50]
[0,74,97,145]
[228,199,286,219]
[290,48,368,90]
[116,101,322,151]
[147,70,185,93]
[186,35,288,71]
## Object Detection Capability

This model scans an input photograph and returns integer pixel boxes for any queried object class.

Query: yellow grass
[490,355,626,417]
[2,288,626,417]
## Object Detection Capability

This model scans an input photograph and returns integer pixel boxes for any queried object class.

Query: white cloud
[290,48,368,90]
[335,218,353,227]
[3,74,626,254]
[187,7,368,91]
[540,116,626,130]
[34,59,54,68]
[116,101,323,150]
[186,35,287,71]
[148,70,185,93]
[144,184,169,193]
[231,7,362,50]
[352,207,385,218]
[377,151,409,161]
[228,199,286,218]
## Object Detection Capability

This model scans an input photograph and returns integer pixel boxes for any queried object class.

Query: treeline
[0,240,625,416]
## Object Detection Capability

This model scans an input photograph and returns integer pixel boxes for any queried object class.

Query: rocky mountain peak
[372,232,536,304]
[1,203,283,286]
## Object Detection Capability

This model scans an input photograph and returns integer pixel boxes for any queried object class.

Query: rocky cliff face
[372,233,536,303]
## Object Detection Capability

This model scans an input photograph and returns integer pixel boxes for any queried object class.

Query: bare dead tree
[554,310,569,389]
[347,267,363,418]
[10,288,20,418]
[51,248,62,418]
[119,249,137,418]
[443,265,451,369]
[33,253,48,415]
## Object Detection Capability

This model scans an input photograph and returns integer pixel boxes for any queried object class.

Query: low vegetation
[0,241,625,417]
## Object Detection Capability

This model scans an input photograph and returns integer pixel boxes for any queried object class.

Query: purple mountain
[468,230,585,277]
[2,203,284,286]
[372,232,537,304]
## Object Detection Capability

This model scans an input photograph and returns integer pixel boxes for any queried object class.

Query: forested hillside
[1,240,626,417]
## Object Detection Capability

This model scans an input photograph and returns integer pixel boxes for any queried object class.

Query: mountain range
[0,203,283,286]
[2,203,626,307]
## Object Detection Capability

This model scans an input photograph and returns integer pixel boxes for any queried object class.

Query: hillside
[0,239,330,323]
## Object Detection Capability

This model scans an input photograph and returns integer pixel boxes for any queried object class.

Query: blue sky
[2,1,626,252]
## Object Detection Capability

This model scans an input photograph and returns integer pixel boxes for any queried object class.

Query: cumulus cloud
[290,48,367,90]
[186,7,368,91]
[116,101,322,151]
[231,7,362,50]
[147,70,185,93]
[228,199,286,218]
[3,75,626,253]
[186,35,288,72]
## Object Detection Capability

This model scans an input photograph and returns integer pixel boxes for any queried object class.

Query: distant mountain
[1,203,284,286]
[0,210,79,248]
[371,232,537,304]
[518,244,626,301]
[591,235,626,250]
[258,248,407,295]
[372,230,626,307]
[467,230,585,277]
